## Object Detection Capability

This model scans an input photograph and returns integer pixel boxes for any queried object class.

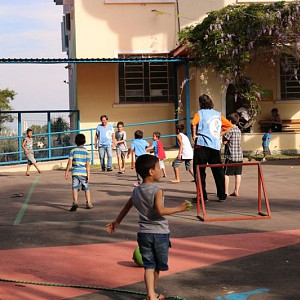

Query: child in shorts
[65,133,93,211]
[115,121,128,174]
[22,128,41,176]
[147,131,167,177]
[127,130,149,186]
[262,128,272,162]
[222,113,243,197]
[170,124,194,183]
[106,154,190,300]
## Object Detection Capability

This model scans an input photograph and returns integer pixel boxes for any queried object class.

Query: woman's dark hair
[75,133,86,146]
[134,130,143,139]
[136,154,159,179]
[199,94,214,109]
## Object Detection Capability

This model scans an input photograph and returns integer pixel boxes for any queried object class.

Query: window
[280,57,300,100]
[118,54,175,104]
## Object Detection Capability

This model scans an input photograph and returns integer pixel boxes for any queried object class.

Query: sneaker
[86,202,94,209]
[107,168,113,172]
[218,197,227,202]
[70,203,78,211]
[262,158,266,162]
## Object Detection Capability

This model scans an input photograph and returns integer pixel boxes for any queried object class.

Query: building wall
[77,63,177,146]
[64,0,300,152]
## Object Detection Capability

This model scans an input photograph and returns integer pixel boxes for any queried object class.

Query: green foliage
[0,88,17,132]
[179,1,300,117]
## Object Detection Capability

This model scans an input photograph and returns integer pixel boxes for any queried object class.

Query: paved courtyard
[0,159,299,300]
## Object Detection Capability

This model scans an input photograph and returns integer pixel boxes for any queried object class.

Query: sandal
[144,294,165,300]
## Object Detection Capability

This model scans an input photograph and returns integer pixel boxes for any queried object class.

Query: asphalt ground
[0,160,300,300]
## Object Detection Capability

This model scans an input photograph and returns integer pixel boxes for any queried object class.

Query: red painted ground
[0,229,299,300]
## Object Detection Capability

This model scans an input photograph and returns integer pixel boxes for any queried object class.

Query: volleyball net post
[195,162,271,222]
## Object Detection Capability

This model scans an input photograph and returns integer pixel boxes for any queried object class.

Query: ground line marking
[13,175,40,226]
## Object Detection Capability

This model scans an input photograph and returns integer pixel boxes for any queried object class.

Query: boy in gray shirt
[106,154,191,300]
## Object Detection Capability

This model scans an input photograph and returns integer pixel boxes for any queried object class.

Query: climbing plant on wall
[179,1,300,120]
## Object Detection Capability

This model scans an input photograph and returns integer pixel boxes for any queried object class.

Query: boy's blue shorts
[72,175,89,191]
[137,232,171,271]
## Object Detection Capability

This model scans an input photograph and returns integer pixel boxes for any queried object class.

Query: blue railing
[0,118,186,166]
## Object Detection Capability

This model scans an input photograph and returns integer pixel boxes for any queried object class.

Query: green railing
[0,118,186,166]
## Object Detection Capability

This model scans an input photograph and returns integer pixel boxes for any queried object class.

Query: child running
[147,131,167,177]
[106,154,191,300]
[65,133,93,211]
[22,128,41,176]
[115,121,128,174]
[170,124,194,183]
[127,130,149,186]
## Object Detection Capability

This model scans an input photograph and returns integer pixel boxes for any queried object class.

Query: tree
[0,88,17,132]
[179,1,300,123]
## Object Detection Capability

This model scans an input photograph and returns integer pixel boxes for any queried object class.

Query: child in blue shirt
[127,130,149,186]
[65,134,93,211]
[262,128,272,162]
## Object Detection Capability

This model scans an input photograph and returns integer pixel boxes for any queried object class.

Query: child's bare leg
[162,168,167,177]
[170,167,180,182]
[117,155,122,172]
[26,164,30,176]
[233,175,241,196]
[225,175,230,196]
[33,163,41,173]
[85,190,91,203]
[85,190,93,208]
[144,269,159,300]
[121,157,125,172]
[188,169,194,177]
[72,189,78,204]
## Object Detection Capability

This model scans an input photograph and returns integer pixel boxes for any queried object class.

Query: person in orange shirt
[191,94,233,202]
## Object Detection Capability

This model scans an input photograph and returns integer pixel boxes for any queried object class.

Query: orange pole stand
[196,162,271,222]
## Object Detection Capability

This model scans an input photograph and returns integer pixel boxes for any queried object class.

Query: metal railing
[0,118,186,166]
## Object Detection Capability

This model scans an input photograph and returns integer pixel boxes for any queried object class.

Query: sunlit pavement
[1,160,300,300]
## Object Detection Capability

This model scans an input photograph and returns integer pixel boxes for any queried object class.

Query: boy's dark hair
[176,124,184,132]
[266,127,272,133]
[136,154,159,179]
[199,94,214,109]
[227,113,239,125]
[271,108,278,114]
[117,121,124,127]
[26,128,33,134]
[75,133,86,146]
[100,115,108,121]
[134,130,143,139]
[153,131,161,139]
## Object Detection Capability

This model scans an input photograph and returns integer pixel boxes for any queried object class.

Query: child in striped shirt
[65,133,93,211]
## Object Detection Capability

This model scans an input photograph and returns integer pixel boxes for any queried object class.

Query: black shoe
[70,203,78,211]
[192,197,208,203]
[218,197,227,202]
[101,169,106,172]
[107,168,113,172]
